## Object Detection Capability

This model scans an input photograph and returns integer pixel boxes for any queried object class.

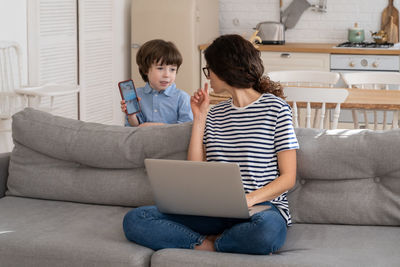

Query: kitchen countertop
[199,43,400,55]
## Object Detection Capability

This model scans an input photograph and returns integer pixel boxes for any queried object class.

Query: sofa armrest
[0,152,10,198]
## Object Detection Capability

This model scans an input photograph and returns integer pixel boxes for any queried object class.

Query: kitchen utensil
[381,0,399,32]
[255,22,285,44]
[348,23,365,43]
[281,0,311,29]
[384,16,399,43]
[371,30,388,44]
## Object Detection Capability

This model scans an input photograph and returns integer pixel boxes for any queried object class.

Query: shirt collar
[143,82,176,97]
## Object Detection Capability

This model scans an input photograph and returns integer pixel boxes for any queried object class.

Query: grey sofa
[0,108,399,267]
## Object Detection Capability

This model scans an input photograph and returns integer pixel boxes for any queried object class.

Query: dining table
[210,87,400,108]
[209,87,400,128]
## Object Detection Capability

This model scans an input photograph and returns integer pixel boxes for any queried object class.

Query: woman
[123,34,299,255]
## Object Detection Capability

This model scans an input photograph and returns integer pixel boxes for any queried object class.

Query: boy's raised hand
[190,83,209,117]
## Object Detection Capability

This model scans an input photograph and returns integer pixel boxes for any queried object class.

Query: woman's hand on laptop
[246,194,255,208]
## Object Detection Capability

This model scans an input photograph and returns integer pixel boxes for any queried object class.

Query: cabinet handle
[280,53,291,58]
[131,43,141,49]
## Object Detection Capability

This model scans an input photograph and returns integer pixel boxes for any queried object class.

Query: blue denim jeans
[122,202,287,255]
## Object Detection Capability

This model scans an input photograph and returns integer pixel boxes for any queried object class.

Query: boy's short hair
[136,39,183,82]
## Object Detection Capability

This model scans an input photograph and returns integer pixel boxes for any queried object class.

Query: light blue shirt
[125,83,193,126]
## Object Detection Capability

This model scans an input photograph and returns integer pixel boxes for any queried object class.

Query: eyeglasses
[202,66,210,78]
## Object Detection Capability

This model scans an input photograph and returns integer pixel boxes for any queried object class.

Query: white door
[27,0,79,119]
[78,0,114,124]
[27,0,130,125]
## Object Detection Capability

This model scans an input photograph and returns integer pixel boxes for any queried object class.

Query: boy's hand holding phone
[120,99,141,113]
[119,80,141,115]
[119,80,142,126]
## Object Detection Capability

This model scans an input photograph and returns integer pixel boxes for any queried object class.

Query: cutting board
[381,0,399,42]
[385,16,399,43]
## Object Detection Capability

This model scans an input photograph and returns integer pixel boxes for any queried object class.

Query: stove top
[336,42,394,49]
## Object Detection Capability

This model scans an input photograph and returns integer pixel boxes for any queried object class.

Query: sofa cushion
[151,224,400,267]
[0,196,152,267]
[7,144,154,206]
[8,108,192,206]
[0,152,10,198]
[290,128,400,225]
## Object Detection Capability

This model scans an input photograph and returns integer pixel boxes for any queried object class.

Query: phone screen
[119,80,141,115]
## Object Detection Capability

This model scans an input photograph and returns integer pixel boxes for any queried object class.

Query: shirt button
[154,109,158,112]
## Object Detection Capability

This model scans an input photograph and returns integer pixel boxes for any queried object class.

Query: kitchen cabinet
[200,50,330,87]
[199,42,400,88]
[132,0,219,96]
[261,52,330,72]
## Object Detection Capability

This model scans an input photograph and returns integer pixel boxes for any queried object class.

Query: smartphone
[118,79,141,115]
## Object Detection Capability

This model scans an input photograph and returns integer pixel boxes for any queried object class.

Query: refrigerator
[131,0,219,95]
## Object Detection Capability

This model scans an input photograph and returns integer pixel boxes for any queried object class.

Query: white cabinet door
[27,0,78,120]
[200,50,330,89]
[27,0,130,125]
[261,52,330,72]
[78,0,114,124]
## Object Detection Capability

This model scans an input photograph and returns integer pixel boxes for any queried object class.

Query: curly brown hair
[204,34,284,99]
[136,39,183,82]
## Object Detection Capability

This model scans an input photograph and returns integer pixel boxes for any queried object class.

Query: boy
[121,39,193,127]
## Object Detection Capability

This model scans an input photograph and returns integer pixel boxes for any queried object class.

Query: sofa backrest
[8,108,400,226]
[7,108,192,207]
[289,128,400,226]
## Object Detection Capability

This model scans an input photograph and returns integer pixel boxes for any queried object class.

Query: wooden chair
[341,72,400,130]
[284,87,349,129]
[0,42,28,152]
[0,41,79,152]
[268,70,340,87]
[268,70,340,128]
[0,42,26,118]
[1,41,79,113]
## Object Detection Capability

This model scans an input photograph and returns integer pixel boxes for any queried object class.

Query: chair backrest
[0,42,25,119]
[341,72,400,90]
[0,41,23,91]
[268,70,340,87]
[341,72,400,130]
[284,87,349,129]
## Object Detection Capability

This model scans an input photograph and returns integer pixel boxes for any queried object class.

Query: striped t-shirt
[203,93,299,225]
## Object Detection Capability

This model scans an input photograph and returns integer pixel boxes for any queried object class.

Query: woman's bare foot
[194,234,222,251]
[206,234,220,243]
[194,238,215,251]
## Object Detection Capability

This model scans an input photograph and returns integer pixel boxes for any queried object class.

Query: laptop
[144,159,270,219]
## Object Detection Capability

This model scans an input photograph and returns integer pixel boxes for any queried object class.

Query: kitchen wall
[219,0,400,43]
